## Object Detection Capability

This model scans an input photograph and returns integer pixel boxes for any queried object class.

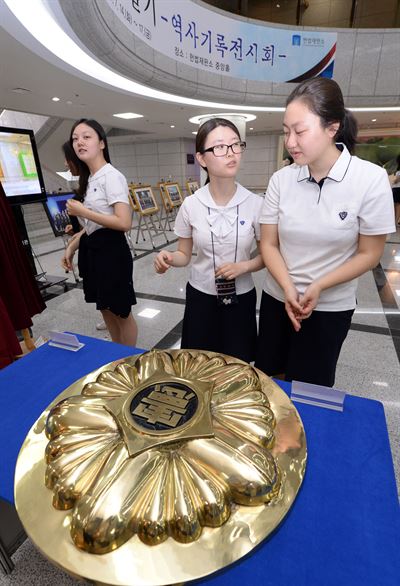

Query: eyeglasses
[201,141,246,157]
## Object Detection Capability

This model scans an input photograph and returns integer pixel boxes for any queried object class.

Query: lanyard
[208,205,239,274]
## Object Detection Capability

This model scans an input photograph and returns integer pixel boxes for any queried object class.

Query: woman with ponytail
[154,118,263,362]
[256,78,395,386]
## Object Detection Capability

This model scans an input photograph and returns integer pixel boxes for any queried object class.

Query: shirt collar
[89,163,110,182]
[297,144,352,183]
[194,183,250,209]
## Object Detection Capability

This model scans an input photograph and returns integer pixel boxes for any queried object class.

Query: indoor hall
[1,0,400,585]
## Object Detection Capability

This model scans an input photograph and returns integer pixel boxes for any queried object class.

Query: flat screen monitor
[0,125,47,205]
[43,192,75,237]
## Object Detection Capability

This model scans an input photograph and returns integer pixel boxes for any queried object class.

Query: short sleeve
[359,169,396,235]
[105,170,129,206]
[253,194,264,240]
[174,199,192,238]
[259,173,280,225]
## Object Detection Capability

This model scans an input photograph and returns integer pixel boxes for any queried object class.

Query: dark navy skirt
[78,228,136,318]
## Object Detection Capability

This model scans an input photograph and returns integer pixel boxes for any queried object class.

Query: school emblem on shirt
[339,211,348,220]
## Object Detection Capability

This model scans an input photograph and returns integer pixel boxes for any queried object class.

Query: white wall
[237,134,280,193]
[109,133,279,196]
[108,137,200,198]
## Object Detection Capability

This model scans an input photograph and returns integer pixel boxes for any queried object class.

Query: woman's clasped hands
[284,281,322,331]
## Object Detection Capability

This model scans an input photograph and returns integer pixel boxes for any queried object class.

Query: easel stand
[125,229,138,257]
[158,202,177,232]
[158,182,183,232]
[128,184,169,248]
[12,205,70,294]
[133,211,169,248]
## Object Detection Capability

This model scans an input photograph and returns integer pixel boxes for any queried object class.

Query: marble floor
[2,225,400,585]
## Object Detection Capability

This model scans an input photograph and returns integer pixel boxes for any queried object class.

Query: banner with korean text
[106,0,336,82]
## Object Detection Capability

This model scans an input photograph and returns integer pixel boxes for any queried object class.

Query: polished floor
[2,224,400,585]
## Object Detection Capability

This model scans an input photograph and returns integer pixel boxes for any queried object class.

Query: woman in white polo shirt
[154,118,264,362]
[255,78,395,387]
[61,119,137,346]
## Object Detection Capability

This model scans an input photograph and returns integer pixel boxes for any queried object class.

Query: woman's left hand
[215,261,247,280]
[67,199,86,217]
[299,281,322,318]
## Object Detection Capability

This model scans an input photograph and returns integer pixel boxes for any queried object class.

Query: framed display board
[186,179,199,195]
[158,182,170,211]
[128,183,138,211]
[43,192,75,237]
[162,182,183,208]
[130,185,159,215]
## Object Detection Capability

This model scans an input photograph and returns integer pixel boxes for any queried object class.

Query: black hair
[61,141,80,177]
[286,78,358,154]
[196,117,241,184]
[69,119,111,197]
[396,154,400,172]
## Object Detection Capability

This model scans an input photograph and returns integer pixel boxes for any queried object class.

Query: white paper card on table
[291,380,346,412]
[48,331,84,352]
[34,335,47,348]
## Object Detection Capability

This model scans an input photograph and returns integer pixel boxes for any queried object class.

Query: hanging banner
[105,0,336,82]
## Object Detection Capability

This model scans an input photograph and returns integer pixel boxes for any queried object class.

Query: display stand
[160,181,183,208]
[157,184,174,231]
[128,185,169,248]
[11,205,37,275]
[12,204,68,295]
[158,181,182,231]
[61,234,80,283]
[35,273,68,294]
[186,178,199,195]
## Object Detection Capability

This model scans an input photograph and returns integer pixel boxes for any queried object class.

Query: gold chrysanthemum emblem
[45,350,281,554]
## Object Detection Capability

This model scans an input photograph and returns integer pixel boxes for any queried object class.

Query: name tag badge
[215,277,238,306]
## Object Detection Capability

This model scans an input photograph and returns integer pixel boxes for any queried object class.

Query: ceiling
[0,4,399,142]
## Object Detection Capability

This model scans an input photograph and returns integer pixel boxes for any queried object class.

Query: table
[0,335,399,585]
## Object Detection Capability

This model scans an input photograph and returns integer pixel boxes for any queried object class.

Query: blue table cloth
[0,335,399,586]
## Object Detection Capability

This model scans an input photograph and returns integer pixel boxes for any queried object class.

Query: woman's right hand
[154,250,173,274]
[61,247,74,272]
[284,285,304,332]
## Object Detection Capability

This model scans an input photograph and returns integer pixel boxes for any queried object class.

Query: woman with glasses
[154,117,264,362]
[255,78,395,387]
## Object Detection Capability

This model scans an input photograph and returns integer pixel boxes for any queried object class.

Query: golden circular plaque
[15,350,307,585]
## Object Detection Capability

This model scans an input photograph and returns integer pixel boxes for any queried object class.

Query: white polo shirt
[260,144,395,311]
[82,163,130,235]
[174,183,263,295]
